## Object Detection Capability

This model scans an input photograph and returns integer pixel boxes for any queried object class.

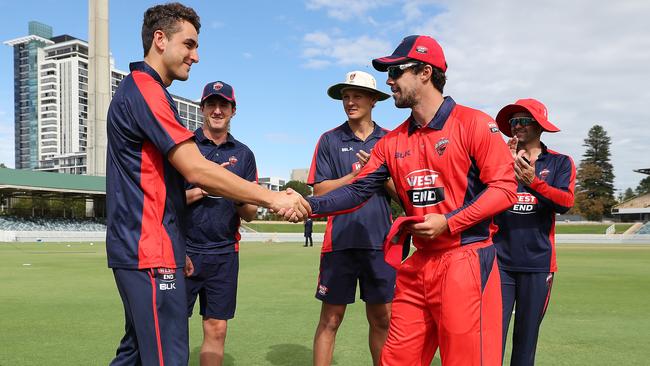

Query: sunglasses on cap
[387,62,422,80]
[509,117,536,127]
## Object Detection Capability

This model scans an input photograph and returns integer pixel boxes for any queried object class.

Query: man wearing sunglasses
[301,35,518,365]
[308,71,395,366]
[493,99,576,366]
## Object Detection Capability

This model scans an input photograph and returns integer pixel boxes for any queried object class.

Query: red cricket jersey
[308,97,518,251]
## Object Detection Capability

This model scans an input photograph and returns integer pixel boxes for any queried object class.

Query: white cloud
[210,21,225,29]
[306,0,394,21]
[306,0,650,190]
[406,0,650,190]
[301,32,392,68]
[242,52,253,59]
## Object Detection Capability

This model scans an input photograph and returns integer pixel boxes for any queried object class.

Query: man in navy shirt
[106,4,309,366]
[307,71,395,366]
[493,98,576,366]
[184,81,257,366]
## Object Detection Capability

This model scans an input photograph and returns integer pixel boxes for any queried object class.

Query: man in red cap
[493,99,576,366]
[302,35,518,365]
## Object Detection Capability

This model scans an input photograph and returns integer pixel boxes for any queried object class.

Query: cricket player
[308,71,394,366]
[106,4,309,365]
[184,81,257,366]
[300,35,518,365]
[493,98,576,366]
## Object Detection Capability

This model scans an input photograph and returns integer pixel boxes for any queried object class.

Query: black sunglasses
[387,62,422,80]
[509,117,536,127]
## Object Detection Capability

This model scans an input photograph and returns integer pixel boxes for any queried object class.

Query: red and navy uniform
[494,144,575,366]
[185,129,257,320]
[308,121,395,304]
[308,97,518,365]
[106,61,194,366]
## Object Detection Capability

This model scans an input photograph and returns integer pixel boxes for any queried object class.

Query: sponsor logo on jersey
[509,192,538,214]
[488,122,499,133]
[435,138,449,156]
[318,284,328,296]
[539,168,550,180]
[228,155,238,166]
[341,146,354,152]
[405,169,445,207]
[395,150,411,159]
[157,268,177,291]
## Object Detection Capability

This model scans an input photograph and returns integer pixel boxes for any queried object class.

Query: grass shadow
[190,346,235,365]
[266,343,331,365]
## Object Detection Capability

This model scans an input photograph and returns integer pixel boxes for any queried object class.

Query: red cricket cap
[495,98,560,137]
[383,216,425,269]
[372,35,447,72]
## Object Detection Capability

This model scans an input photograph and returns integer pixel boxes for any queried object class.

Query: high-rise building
[5,22,203,175]
[3,21,54,169]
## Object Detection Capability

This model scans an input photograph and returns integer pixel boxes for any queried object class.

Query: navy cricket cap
[201,81,236,106]
[372,35,447,72]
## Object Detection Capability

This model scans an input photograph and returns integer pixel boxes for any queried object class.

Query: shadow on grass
[266,343,334,365]
[189,346,235,365]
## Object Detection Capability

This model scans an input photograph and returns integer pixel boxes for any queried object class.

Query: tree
[574,125,616,220]
[622,187,636,201]
[636,176,650,195]
[281,180,312,198]
[0,163,6,168]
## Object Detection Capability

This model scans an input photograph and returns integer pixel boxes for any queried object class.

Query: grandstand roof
[0,168,105,197]
[634,168,650,175]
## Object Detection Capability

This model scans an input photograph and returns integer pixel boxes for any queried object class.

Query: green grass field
[244,222,634,234]
[1,242,649,365]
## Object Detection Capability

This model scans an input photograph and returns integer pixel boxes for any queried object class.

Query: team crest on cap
[349,73,356,81]
[435,138,449,156]
[416,46,428,54]
[213,82,223,91]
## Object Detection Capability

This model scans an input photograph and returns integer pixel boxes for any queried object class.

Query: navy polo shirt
[185,128,258,254]
[106,61,195,270]
[494,143,576,272]
[307,122,392,252]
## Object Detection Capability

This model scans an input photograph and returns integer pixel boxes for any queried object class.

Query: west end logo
[509,193,538,214]
[405,169,445,207]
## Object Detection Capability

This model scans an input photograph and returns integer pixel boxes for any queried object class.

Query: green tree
[281,180,312,198]
[636,176,650,195]
[574,125,616,219]
[622,187,636,201]
[0,163,6,168]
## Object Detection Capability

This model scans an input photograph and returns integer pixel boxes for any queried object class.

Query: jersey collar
[129,61,164,85]
[408,96,456,135]
[194,128,236,147]
[340,121,383,142]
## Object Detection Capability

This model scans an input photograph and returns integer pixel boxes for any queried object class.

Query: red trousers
[380,242,502,366]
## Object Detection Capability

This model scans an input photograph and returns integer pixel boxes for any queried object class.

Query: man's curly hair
[141,2,201,56]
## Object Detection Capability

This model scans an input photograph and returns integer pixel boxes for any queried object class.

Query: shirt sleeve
[308,137,390,216]
[444,114,518,234]
[307,134,335,186]
[130,71,194,156]
[526,154,576,214]
[244,149,259,183]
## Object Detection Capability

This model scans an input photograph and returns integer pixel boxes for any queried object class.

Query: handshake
[269,188,312,222]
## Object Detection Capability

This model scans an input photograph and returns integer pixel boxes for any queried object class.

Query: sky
[1,0,649,193]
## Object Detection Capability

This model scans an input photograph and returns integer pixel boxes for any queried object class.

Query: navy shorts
[186,252,239,320]
[316,249,396,305]
[110,267,188,366]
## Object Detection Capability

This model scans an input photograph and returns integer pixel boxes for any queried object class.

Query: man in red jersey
[303,35,518,365]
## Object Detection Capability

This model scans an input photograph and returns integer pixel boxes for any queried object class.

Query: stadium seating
[637,222,650,234]
[0,216,106,231]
